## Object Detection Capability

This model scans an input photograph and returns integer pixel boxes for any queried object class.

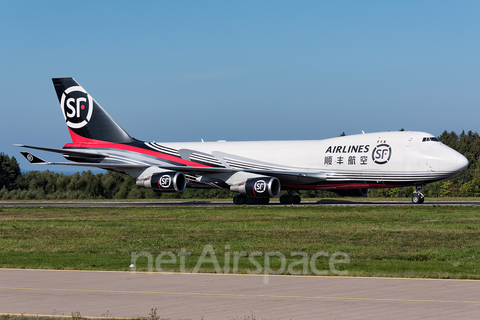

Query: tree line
[1,130,479,200]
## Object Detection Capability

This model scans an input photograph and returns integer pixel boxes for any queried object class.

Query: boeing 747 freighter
[17,78,468,204]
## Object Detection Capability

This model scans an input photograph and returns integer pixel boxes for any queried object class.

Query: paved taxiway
[1,200,480,207]
[1,269,479,319]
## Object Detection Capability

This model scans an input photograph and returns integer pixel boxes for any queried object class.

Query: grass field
[1,204,480,279]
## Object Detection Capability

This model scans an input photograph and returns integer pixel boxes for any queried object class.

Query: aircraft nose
[432,143,468,175]
[456,153,469,171]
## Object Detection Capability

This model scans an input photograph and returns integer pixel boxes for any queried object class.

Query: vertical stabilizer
[52,78,137,144]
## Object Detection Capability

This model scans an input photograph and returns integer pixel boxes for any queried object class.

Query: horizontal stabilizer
[20,151,146,170]
[14,144,109,158]
[20,152,50,164]
[29,162,146,169]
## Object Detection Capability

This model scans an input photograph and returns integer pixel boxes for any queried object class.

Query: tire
[288,195,296,204]
[234,195,246,205]
[293,195,301,204]
[412,194,420,204]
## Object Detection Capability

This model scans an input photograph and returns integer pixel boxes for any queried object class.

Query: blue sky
[1,1,479,172]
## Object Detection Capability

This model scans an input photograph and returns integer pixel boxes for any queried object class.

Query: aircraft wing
[157,165,327,184]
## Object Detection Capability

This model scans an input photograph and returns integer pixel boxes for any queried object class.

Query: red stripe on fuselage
[64,129,210,167]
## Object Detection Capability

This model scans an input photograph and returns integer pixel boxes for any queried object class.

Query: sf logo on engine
[372,144,392,164]
[159,175,172,188]
[254,180,267,193]
[60,86,93,129]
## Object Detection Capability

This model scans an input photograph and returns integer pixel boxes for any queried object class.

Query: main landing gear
[233,194,270,205]
[279,191,301,204]
[232,191,302,205]
[412,184,426,204]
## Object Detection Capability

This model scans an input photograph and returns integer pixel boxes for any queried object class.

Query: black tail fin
[52,78,137,144]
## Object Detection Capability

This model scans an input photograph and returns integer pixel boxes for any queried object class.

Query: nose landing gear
[412,184,426,204]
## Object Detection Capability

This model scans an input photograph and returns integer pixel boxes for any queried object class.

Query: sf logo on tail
[60,86,93,129]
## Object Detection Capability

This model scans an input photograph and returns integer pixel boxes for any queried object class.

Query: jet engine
[136,171,187,193]
[335,188,370,197]
[230,177,281,198]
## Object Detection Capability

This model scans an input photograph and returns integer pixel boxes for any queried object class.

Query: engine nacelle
[230,177,281,198]
[335,188,370,197]
[136,171,187,193]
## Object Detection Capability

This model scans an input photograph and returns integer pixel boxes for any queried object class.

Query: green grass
[1,205,480,279]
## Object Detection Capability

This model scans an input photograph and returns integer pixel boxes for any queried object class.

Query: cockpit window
[422,137,439,142]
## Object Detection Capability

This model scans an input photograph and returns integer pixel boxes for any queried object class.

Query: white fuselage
[143,131,467,189]
[64,131,467,190]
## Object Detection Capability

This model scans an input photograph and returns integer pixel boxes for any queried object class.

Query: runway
[1,269,479,319]
[1,200,480,207]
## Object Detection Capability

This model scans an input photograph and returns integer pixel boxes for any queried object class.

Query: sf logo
[159,175,172,188]
[372,144,392,164]
[65,96,87,118]
[254,180,266,193]
[60,86,93,129]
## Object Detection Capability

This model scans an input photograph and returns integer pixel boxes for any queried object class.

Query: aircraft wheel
[413,184,426,205]
[280,194,301,204]
[412,194,423,204]
[288,195,296,204]
[293,195,301,204]
[233,194,246,205]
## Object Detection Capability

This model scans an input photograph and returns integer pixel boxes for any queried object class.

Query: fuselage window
[422,137,440,142]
